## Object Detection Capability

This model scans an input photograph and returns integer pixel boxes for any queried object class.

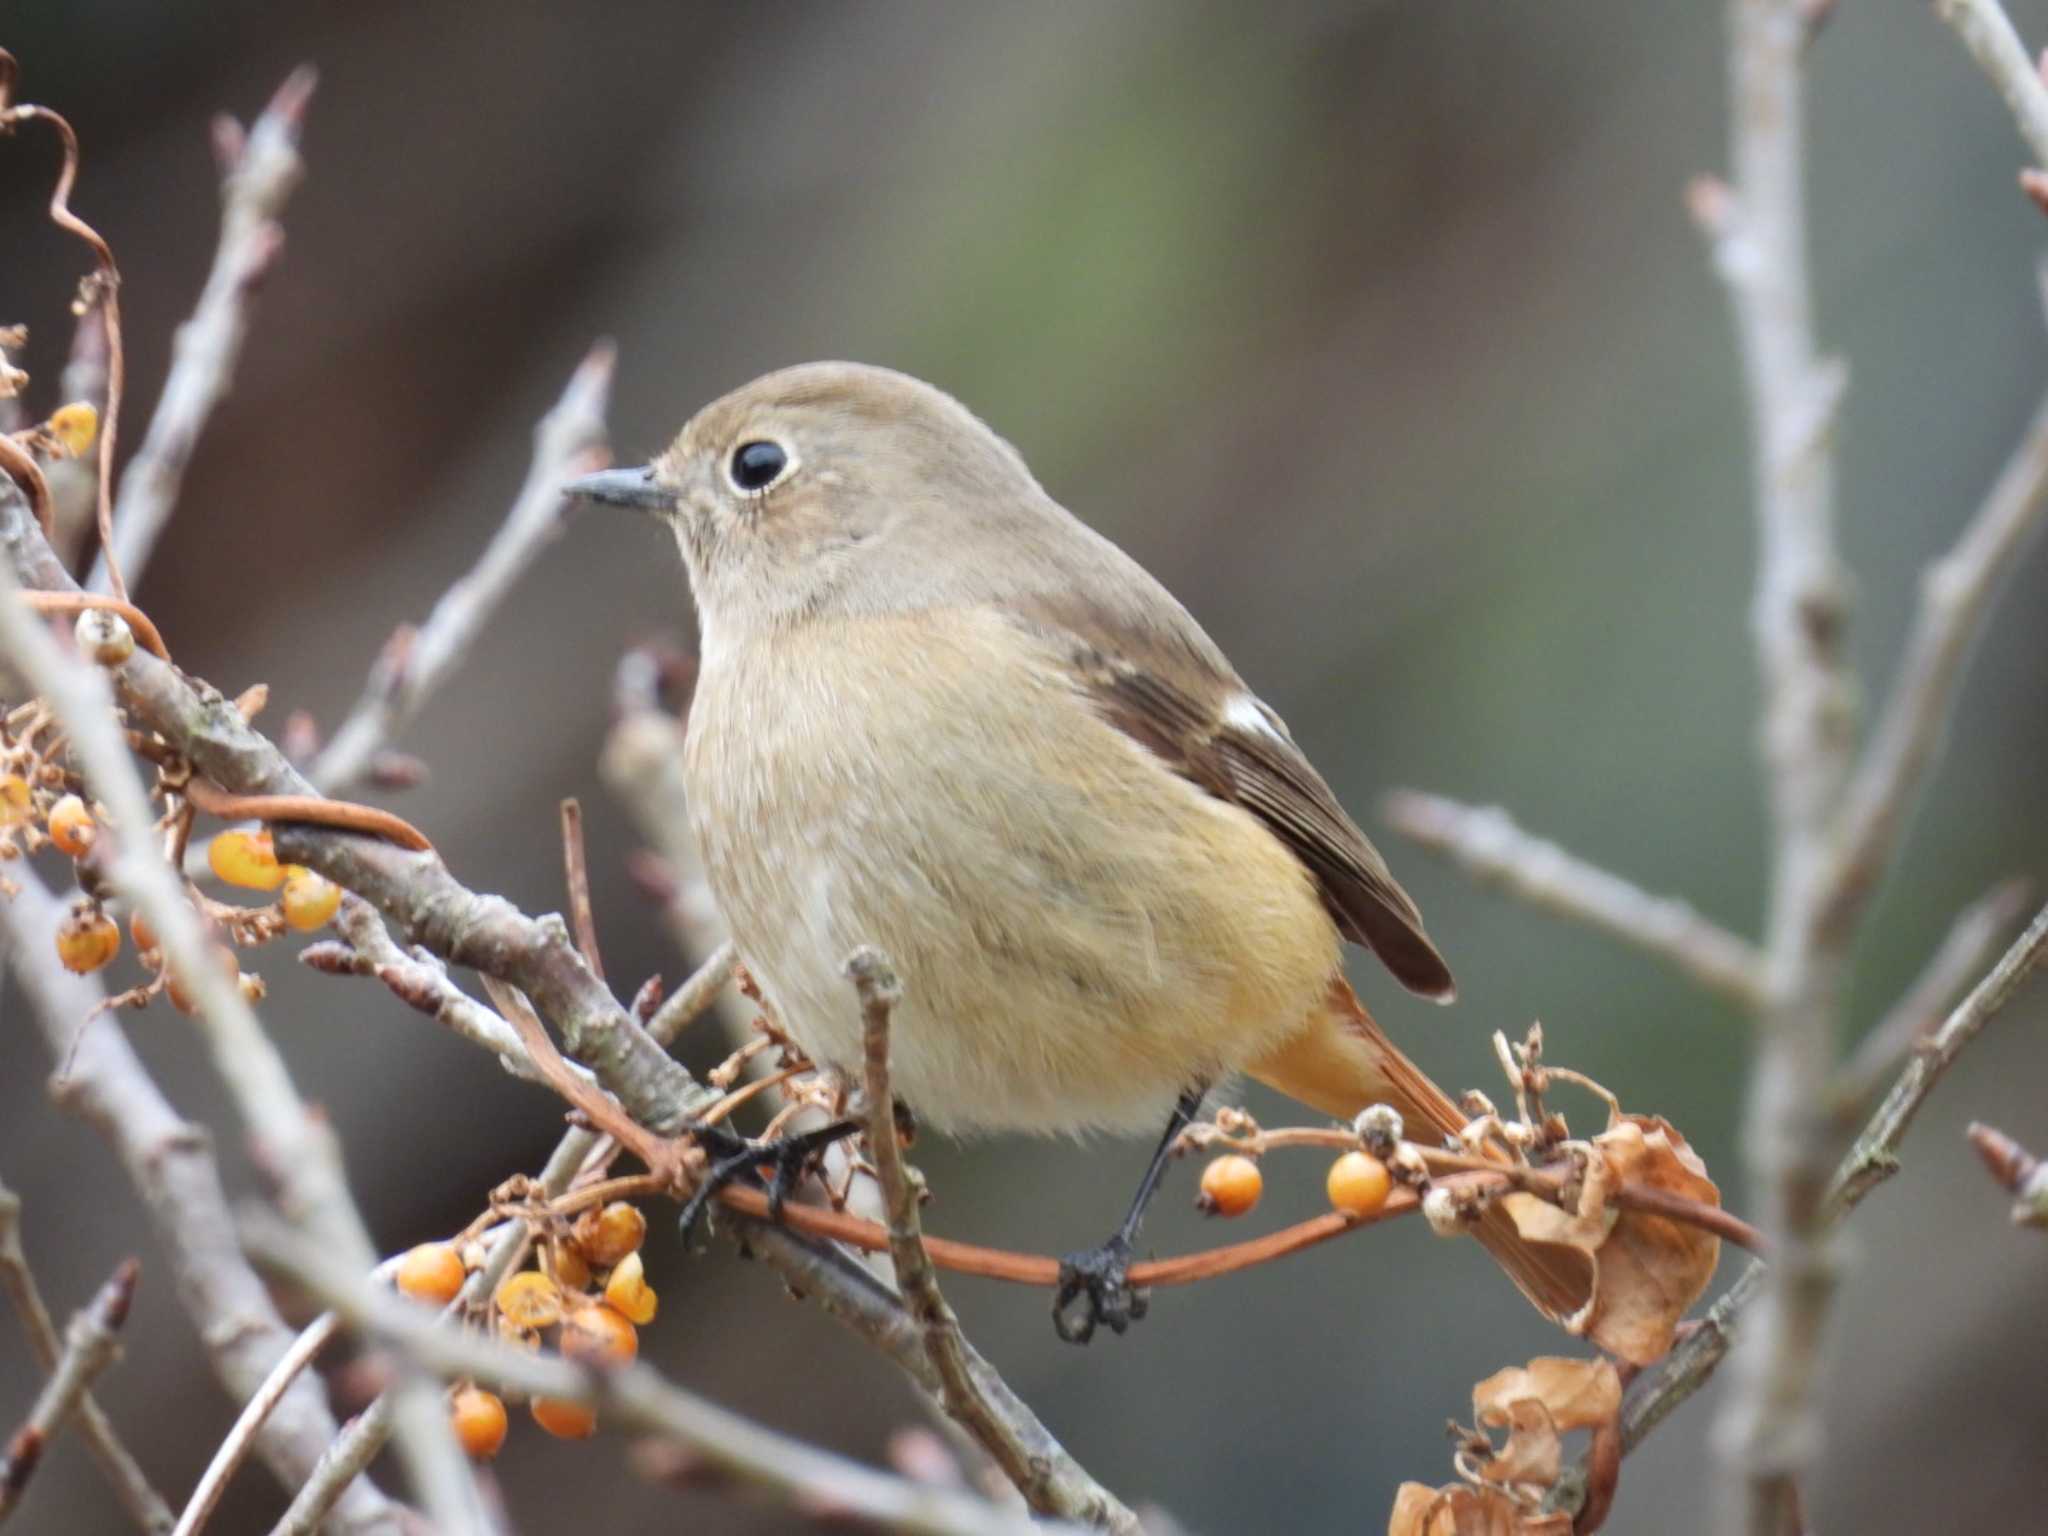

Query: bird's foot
[676,1119,859,1241]
[1052,1232,1148,1345]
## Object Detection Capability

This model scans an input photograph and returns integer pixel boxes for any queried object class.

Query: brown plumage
[578,361,1586,1323]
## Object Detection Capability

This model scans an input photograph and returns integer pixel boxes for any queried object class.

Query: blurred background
[4,2,2047,1531]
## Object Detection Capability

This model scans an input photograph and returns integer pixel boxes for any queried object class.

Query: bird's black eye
[728,440,789,494]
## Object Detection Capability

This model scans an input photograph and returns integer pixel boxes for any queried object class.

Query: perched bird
[571,363,1583,1341]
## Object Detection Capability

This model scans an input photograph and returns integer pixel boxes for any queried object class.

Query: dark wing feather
[1009,596,1456,1002]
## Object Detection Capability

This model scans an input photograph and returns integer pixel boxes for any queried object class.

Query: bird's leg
[676,1119,860,1241]
[1053,1085,1205,1344]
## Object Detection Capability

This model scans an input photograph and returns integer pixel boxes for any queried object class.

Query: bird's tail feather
[1246,978,1591,1322]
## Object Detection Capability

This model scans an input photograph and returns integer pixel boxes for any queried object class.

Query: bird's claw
[1052,1233,1148,1345]
[676,1119,858,1242]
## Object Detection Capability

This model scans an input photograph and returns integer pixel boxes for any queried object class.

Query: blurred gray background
[4,3,2047,1531]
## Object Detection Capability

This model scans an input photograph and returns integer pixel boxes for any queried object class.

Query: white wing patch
[1223,692,1288,744]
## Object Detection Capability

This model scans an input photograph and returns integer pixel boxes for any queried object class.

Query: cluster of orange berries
[207,827,343,931]
[395,1199,658,1458]
[1196,1146,1394,1222]
[8,767,342,992]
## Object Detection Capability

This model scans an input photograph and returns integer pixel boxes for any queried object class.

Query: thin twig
[850,948,1141,1534]
[559,796,605,981]
[239,1213,1061,1536]
[306,895,565,1085]
[1829,878,2033,1114]
[1827,899,2048,1216]
[1816,391,2048,945]
[0,1177,170,1533]
[1382,789,1767,1009]
[1931,0,2048,169]
[93,67,314,593]
[0,554,378,1275]
[170,1313,341,1536]
[1554,904,2048,1516]
[0,1259,139,1523]
[308,343,614,793]
[0,47,129,601]
[0,871,405,1534]
[269,1132,600,1536]
[645,939,736,1048]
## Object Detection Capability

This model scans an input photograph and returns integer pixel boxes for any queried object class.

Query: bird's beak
[564,465,679,514]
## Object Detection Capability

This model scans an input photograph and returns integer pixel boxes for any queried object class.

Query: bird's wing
[1006,592,1456,1002]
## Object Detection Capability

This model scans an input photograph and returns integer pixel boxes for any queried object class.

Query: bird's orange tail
[1246,979,1590,1322]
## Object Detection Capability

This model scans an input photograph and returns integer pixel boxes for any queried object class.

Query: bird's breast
[682,609,1340,1135]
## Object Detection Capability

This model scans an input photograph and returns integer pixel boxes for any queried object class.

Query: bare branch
[1382,789,1767,1009]
[268,1132,601,1536]
[308,343,614,793]
[308,893,590,1089]
[1829,878,2033,1113]
[1932,0,2048,169]
[1702,4,1857,1529]
[849,949,1140,1534]
[645,939,736,1048]
[0,870,407,1535]
[1557,903,2048,1515]
[1817,394,2048,944]
[0,1179,170,1533]
[170,1313,342,1536]
[94,67,315,592]
[1828,899,2048,1215]
[239,1212,1060,1536]
[0,556,378,1274]
[0,1259,139,1523]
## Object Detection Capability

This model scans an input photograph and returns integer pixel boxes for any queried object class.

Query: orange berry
[47,402,98,459]
[1326,1151,1392,1218]
[54,902,119,973]
[530,1396,596,1440]
[395,1243,467,1308]
[129,910,158,954]
[279,866,341,931]
[571,1201,646,1268]
[560,1302,637,1367]
[494,1270,564,1332]
[46,793,97,858]
[208,828,285,891]
[1195,1154,1263,1217]
[549,1244,592,1292]
[0,774,32,827]
[450,1387,507,1460]
[602,1250,657,1325]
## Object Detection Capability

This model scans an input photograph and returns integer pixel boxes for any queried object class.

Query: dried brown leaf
[1474,1399,1560,1487]
[1388,1483,1572,1536]
[1498,1115,1721,1364]
[1472,1357,1621,1434]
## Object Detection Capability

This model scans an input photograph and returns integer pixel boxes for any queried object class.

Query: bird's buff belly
[685,617,1342,1136]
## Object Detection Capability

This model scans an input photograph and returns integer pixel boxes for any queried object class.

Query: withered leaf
[1388,1483,1572,1536]
[1473,1356,1622,1434]
[1498,1115,1721,1364]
